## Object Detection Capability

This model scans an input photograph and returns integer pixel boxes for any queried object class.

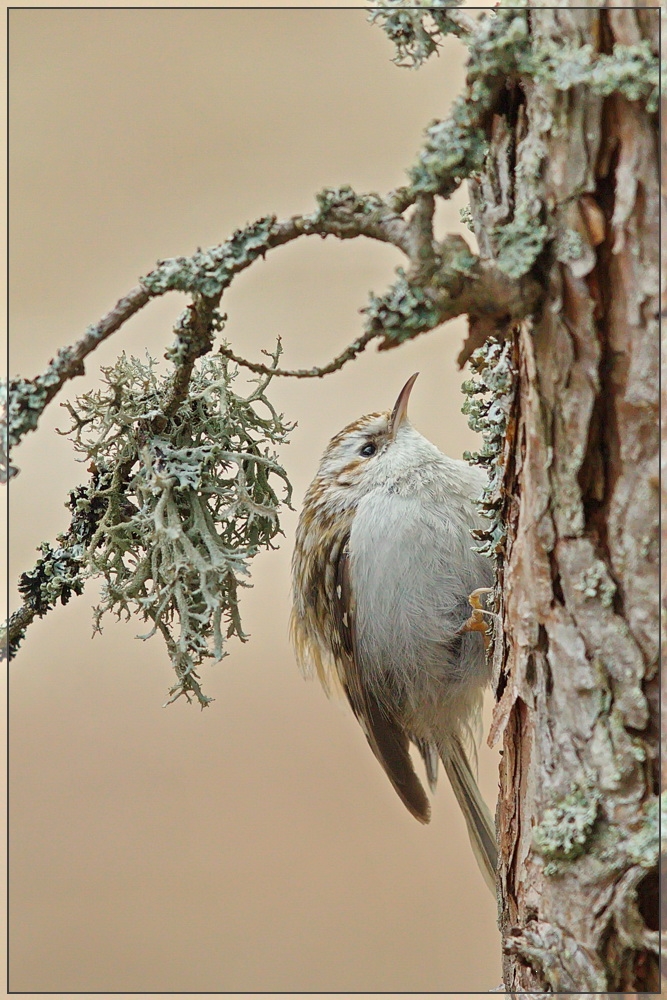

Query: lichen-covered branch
[4,195,410,477]
[368,239,542,355]
[3,284,150,480]
[5,177,541,480]
[140,190,412,300]
[161,295,225,416]
[6,3,657,483]
[26,4,645,479]
[221,235,541,380]
[3,464,112,657]
[4,168,542,690]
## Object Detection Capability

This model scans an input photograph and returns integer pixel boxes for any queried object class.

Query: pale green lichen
[3,377,50,480]
[16,540,86,633]
[383,2,659,112]
[369,0,468,69]
[554,228,586,264]
[493,209,549,280]
[410,117,489,197]
[462,338,517,560]
[362,236,479,349]
[313,185,386,219]
[525,39,659,114]
[459,204,475,232]
[409,10,530,196]
[363,268,441,346]
[574,561,617,608]
[625,797,659,868]
[403,8,657,202]
[11,467,113,657]
[533,786,601,875]
[165,304,226,368]
[52,348,293,706]
[142,216,277,298]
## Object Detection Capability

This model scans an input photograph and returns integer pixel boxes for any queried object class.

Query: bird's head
[311,374,434,506]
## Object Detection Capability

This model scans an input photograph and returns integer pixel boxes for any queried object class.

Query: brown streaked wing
[333,541,431,824]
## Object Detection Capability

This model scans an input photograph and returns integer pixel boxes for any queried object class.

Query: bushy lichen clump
[525,38,659,113]
[459,204,475,232]
[48,350,292,706]
[368,0,468,69]
[461,338,517,560]
[313,185,386,221]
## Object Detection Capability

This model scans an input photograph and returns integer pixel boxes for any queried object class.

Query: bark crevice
[476,5,659,992]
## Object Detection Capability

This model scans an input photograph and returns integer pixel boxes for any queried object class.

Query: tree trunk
[469,6,659,992]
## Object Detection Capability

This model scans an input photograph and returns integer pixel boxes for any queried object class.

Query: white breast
[348,462,493,736]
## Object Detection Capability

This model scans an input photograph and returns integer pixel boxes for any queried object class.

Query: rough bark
[470,6,659,993]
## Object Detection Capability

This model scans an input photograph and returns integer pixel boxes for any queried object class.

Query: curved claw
[459,587,494,651]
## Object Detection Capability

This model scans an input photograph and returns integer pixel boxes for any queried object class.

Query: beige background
[8,7,501,993]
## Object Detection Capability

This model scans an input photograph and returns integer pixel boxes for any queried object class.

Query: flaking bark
[469,6,659,992]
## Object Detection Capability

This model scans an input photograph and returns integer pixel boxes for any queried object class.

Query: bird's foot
[459,587,494,651]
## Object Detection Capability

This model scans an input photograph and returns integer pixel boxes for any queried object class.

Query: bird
[290,372,497,892]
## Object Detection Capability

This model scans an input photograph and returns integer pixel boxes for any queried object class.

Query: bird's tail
[440,737,497,894]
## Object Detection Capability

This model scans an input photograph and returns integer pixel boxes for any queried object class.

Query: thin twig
[6,284,151,478]
[218,328,378,379]
[35,284,149,409]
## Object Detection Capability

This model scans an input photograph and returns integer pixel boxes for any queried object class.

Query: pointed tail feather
[441,738,497,894]
[359,689,431,824]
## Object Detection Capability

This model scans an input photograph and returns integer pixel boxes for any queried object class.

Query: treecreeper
[291,373,497,892]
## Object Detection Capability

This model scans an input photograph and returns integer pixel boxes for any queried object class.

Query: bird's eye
[360,441,377,457]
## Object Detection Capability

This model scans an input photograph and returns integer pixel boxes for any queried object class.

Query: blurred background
[8,7,501,992]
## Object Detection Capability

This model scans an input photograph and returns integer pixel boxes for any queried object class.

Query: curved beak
[389,373,419,439]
